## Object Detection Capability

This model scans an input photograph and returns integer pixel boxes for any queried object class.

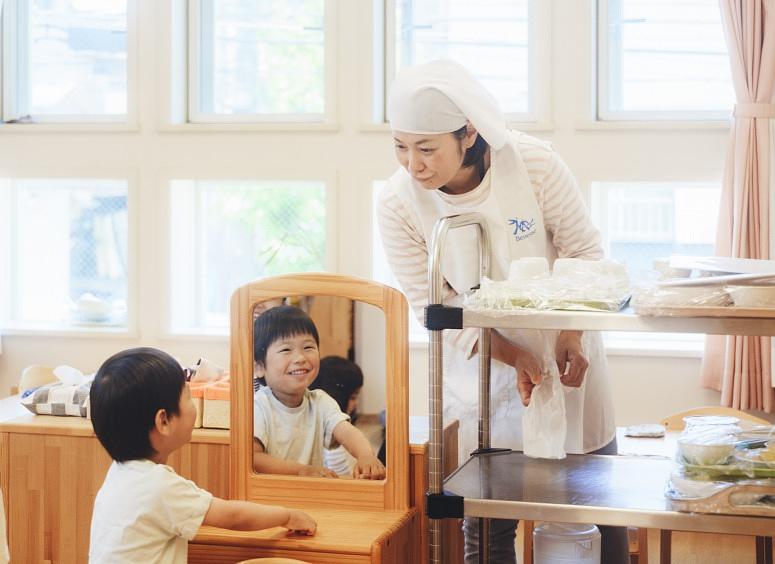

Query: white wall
[0,0,759,426]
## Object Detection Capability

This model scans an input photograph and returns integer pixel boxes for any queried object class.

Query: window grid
[187,0,332,124]
[383,0,543,124]
[1,0,132,123]
[597,0,734,121]
[1,178,129,329]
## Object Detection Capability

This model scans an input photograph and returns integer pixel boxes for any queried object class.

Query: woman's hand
[555,330,588,387]
[285,509,317,535]
[298,465,338,478]
[353,454,386,480]
[514,348,542,406]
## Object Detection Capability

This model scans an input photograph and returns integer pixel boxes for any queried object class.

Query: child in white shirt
[310,355,366,477]
[252,306,385,479]
[89,347,316,564]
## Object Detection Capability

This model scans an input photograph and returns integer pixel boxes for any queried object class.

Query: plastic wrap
[665,423,775,516]
[631,285,732,310]
[465,258,631,313]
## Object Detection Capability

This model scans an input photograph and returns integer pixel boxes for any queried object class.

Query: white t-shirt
[89,459,213,564]
[253,387,349,468]
[324,444,357,477]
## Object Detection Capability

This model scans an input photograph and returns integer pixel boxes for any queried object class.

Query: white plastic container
[533,522,601,564]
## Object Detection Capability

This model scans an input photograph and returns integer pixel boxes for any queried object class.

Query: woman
[377,60,628,564]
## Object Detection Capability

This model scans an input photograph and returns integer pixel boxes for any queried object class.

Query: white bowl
[726,285,775,308]
[75,294,113,322]
[677,439,735,466]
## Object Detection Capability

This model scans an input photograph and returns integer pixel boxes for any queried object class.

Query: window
[169,180,327,334]
[591,181,721,353]
[1,0,129,122]
[598,0,735,120]
[371,181,427,343]
[0,178,129,329]
[386,0,537,120]
[188,0,329,123]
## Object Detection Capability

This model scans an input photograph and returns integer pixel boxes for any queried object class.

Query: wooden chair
[660,406,770,431]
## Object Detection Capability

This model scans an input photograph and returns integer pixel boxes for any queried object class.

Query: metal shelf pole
[427,213,491,564]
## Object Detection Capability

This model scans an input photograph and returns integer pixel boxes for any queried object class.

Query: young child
[253,305,385,480]
[310,356,365,477]
[89,347,316,564]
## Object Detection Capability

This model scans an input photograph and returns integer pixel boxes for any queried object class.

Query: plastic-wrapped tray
[666,481,775,517]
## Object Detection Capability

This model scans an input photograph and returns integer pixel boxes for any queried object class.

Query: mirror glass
[251,295,387,480]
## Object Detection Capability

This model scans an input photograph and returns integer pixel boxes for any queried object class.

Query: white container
[533,522,601,564]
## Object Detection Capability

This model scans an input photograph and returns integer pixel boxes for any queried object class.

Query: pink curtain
[701,0,775,412]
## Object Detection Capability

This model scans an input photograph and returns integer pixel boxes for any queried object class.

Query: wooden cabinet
[0,413,228,563]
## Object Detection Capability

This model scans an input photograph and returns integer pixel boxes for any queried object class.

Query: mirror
[251,296,387,479]
[229,273,409,512]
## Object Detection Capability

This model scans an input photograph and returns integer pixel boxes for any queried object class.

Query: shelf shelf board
[460,308,775,336]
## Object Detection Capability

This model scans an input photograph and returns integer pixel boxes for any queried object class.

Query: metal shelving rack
[423,213,775,564]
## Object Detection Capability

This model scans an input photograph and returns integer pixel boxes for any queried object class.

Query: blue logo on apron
[508,217,536,241]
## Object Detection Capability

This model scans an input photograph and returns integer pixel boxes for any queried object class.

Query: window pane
[393,0,529,115]
[602,0,734,116]
[197,0,325,116]
[29,0,127,116]
[592,181,720,276]
[592,181,720,350]
[170,180,326,333]
[5,179,128,326]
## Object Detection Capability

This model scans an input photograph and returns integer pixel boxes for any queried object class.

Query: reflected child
[89,347,315,564]
[253,306,385,480]
[310,356,365,477]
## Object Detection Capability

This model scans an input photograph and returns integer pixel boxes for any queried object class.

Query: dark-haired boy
[89,347,315,564]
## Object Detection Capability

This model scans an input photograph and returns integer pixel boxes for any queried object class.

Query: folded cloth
[21,377,93,417]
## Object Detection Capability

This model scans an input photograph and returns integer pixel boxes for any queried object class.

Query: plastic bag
[522,333,567,459]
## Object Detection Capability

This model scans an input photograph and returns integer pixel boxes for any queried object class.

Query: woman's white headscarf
[387,60,508,150]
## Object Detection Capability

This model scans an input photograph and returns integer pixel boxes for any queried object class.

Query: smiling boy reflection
[252,306,385,479]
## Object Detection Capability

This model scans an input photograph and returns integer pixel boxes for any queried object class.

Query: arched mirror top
[229,273,409,512]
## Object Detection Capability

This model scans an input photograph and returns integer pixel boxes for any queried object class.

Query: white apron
[392,132,615,461]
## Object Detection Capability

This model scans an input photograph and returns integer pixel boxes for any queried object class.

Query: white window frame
[0,172,138,337]
[186,0,337,125]
[596,0,732,122]
[0,0,138,127]
[380,0,552,128]
[160,172,338,338]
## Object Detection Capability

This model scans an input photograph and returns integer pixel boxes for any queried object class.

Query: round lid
[533,522,600,541]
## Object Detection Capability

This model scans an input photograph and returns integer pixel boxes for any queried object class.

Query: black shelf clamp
[424,304,463,330]
[426,491,464,519]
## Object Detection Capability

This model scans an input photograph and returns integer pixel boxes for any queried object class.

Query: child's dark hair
[310,356,364,417]
[254,305,320,385]
[90,347,185,462]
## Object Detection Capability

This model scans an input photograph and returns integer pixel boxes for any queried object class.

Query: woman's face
[393,129,477,193]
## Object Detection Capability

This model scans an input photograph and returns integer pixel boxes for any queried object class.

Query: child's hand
[298,465,338,478]
[285,509,317,535]
[353,455,385,480]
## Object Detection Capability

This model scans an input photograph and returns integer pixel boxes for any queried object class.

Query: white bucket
[533,522,601,564]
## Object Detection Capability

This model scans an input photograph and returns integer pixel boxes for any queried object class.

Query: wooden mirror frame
[229,273,410,511]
